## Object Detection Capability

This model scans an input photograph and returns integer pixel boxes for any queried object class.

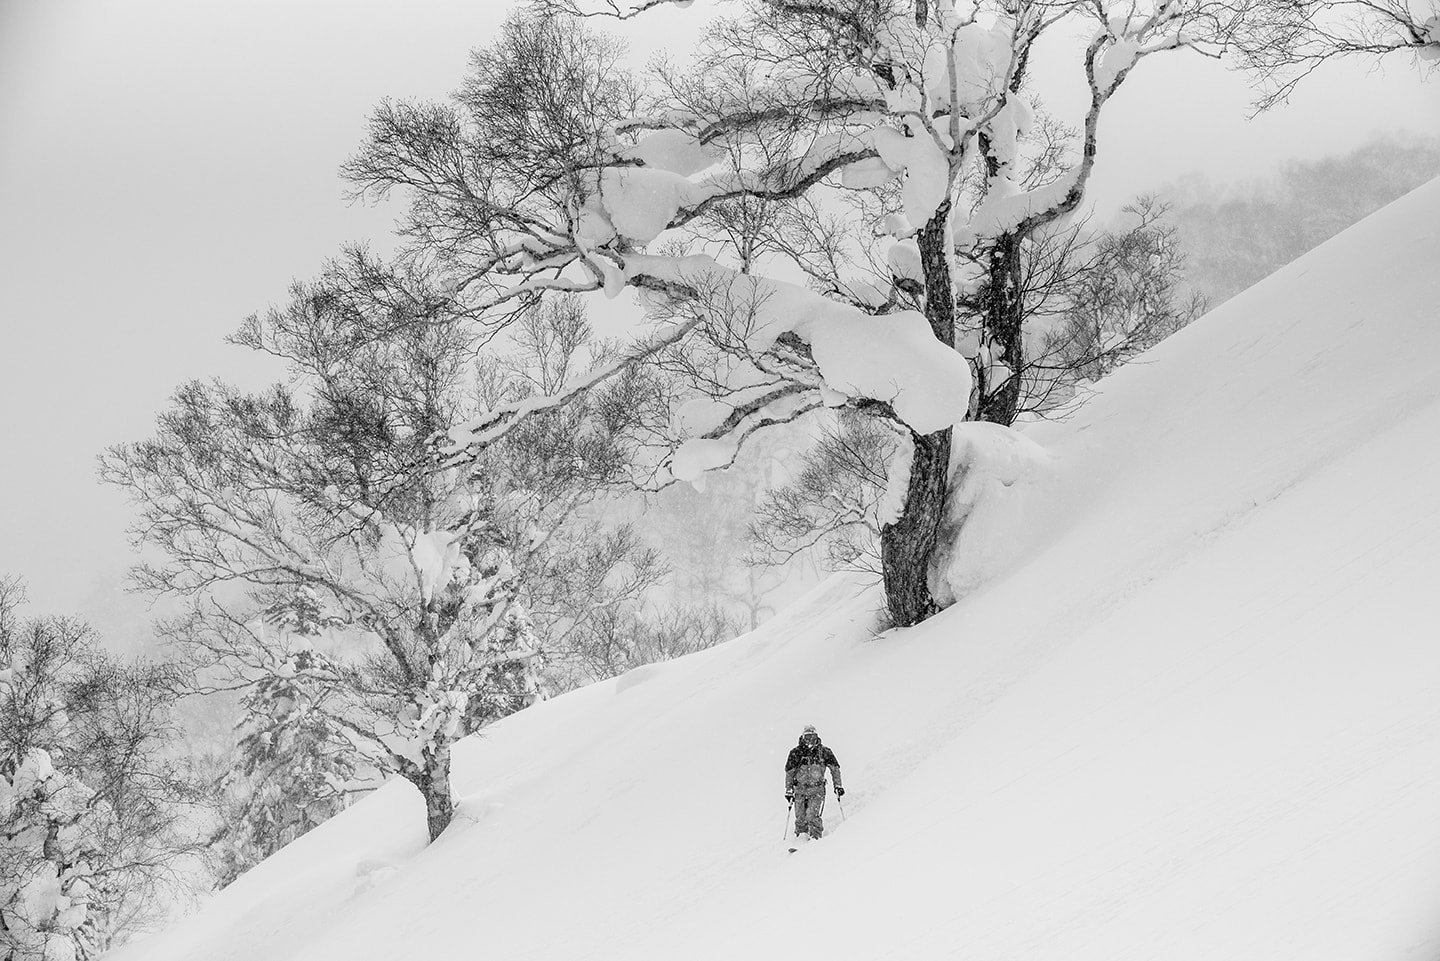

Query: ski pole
[835,787,846,822]
[781,801,793,840]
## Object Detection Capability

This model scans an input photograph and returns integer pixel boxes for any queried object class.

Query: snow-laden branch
[446,250,973,478]
[442,304,706,463]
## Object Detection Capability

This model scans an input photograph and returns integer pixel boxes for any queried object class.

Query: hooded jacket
[785,736,842,794]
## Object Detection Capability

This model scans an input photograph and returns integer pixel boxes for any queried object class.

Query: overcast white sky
[1,0,1437,642]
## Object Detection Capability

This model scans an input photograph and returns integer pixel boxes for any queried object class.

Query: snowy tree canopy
[101,256,663,843]
[343,0,1236,625]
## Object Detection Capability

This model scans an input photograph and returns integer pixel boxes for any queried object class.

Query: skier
[784,724,844,840]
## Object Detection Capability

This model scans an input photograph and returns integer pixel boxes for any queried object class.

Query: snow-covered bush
[0,578,194,960]
[0,748,104,961]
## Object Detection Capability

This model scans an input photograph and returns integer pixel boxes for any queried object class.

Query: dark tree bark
[879,199,955,627]
[977,232,1026,426]
[403,746,455,842]
[880,428,951,626]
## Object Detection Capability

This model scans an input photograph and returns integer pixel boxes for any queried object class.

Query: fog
[1,0,1437,640]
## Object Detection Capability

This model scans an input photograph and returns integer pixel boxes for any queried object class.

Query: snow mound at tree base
[931,421,1058,605]
[108,177,1440,961]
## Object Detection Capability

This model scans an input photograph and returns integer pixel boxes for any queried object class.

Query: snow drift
[108,177,1440,961]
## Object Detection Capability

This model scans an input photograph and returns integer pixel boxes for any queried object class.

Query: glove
[785,792,794,804]
[834,787,845,798]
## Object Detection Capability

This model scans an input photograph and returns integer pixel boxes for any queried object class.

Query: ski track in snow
[106,180,1440,961]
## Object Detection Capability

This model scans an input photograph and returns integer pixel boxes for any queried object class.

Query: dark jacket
[785,740,842,794]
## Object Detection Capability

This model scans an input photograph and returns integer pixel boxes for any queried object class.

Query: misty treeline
[7,0,1435,952]
[1167,134,1440,307]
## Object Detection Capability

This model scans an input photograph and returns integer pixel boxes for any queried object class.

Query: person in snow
[785,725,844,839]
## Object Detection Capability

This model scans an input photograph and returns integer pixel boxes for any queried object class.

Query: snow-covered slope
[110,178,1440,961]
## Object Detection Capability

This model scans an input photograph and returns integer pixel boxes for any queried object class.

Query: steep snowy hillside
[109,178,1440,961]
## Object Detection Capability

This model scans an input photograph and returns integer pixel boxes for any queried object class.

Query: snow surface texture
[108,178,1440,960]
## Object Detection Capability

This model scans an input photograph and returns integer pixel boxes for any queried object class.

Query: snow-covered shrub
[0,579,194,959]
[0,749,105,961]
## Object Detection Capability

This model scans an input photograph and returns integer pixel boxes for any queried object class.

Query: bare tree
[1020,197,1206,413]
[750,412,900,576]
[555,601,741,683]
[101,254,658,845]
[1229,0,1439,109]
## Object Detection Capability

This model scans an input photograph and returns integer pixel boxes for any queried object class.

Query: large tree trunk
[879,199,956,628]
[404,745,455,843]
[977,231,1025,426]
[879,428,951,626]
